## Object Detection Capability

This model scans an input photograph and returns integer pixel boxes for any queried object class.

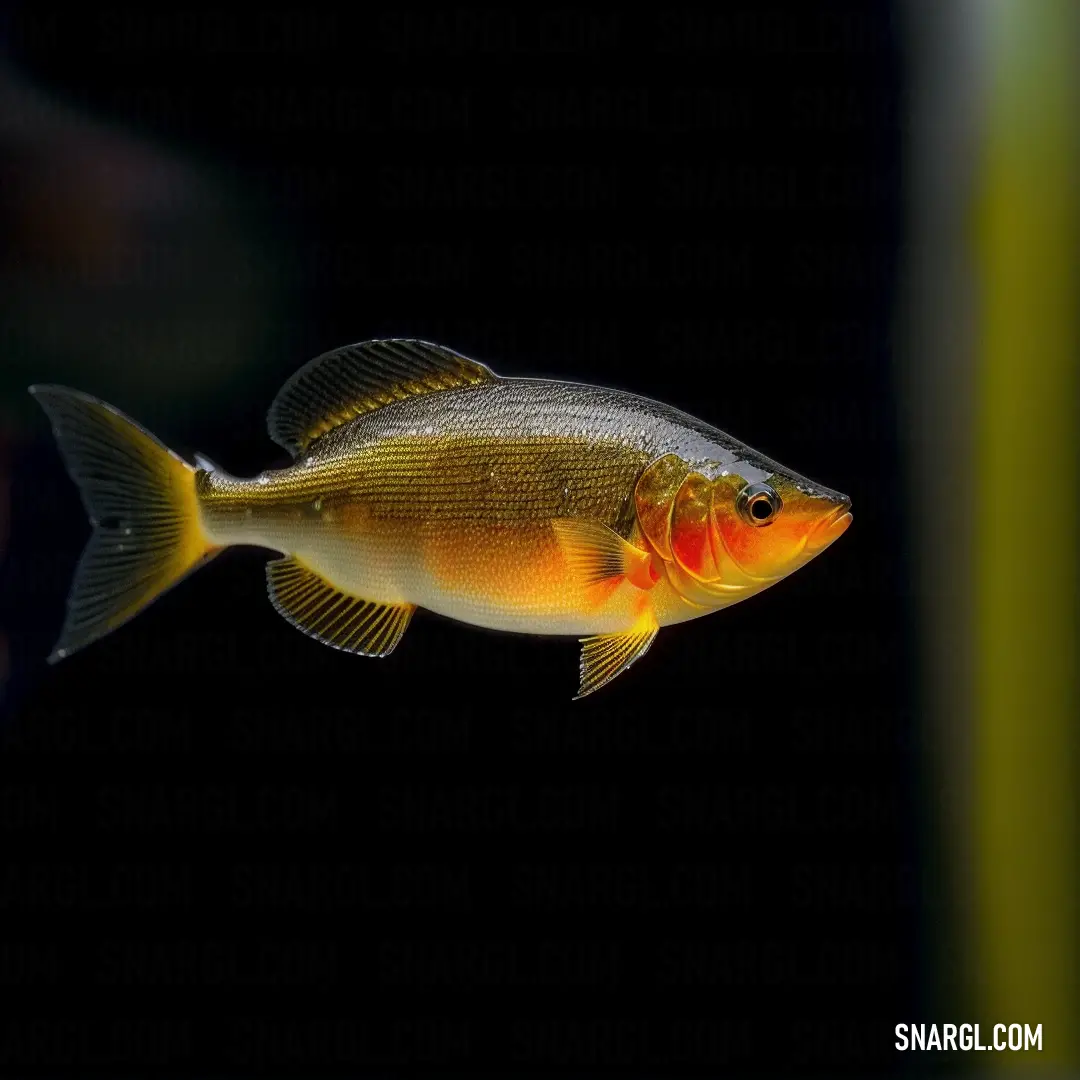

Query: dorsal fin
[267,339,499,456]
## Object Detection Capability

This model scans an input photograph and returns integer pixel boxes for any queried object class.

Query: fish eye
[738,483,782,527]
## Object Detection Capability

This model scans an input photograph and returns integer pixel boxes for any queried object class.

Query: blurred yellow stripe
[974,0,1078,1068]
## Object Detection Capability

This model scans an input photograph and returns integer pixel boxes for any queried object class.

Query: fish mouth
[806,502,853,553]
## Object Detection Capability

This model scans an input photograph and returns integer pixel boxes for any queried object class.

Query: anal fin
[266,556,414,657]
[575,609,659,699]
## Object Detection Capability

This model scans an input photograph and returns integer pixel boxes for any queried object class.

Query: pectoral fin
[266,557,414,656]
[575,609,659,699]
[552,517,658,591]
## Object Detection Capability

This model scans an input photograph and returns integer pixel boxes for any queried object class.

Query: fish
[29,339,852,698]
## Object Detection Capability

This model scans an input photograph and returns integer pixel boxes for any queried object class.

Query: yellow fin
[29,385,219,662]
[268,339,498,456]
[552,517,657,590]
[575,610,659,699]
[266,557,414,656]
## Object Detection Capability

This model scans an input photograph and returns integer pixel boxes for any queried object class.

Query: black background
[1,4,914,1076]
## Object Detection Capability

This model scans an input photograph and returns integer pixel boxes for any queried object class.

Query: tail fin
[29,386,219,662]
